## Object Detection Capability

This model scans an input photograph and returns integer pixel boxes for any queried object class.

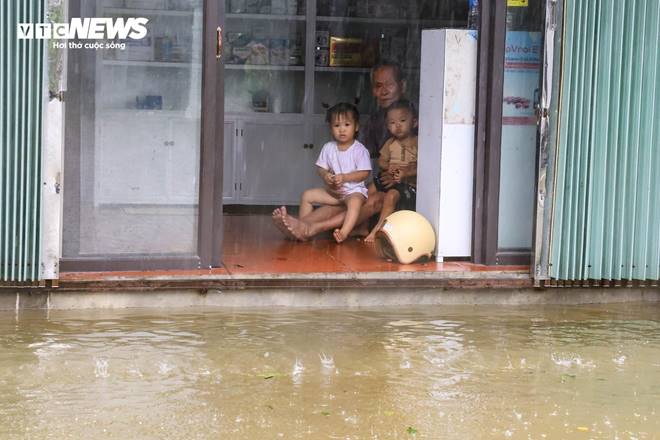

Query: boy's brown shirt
[378,136,418,187]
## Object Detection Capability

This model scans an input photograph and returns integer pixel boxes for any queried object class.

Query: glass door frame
[472,0,547,266]
[60,0,225,271]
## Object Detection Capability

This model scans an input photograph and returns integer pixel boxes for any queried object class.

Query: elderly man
[272,61,407,241]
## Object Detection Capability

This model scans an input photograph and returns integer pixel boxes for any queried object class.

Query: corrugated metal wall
[0,1,45,282]
[551,0,660,281]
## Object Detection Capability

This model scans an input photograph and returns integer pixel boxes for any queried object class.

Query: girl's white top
[316,140,371,198]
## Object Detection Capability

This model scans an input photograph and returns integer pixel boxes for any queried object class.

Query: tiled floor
[60,214,529,282]
[221,214,529,275]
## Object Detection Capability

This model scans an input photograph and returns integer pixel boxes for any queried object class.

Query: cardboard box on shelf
[329,37,362,67]
[103,0,125,7]
[229,0,247,13]
[269,37,303,65]
[116,37,154,61]
[251,90,270,112]
[135,95,163,110]
[271,0,287,14]
[245,0,270,13]
[168,0,195,10]
[258,1,270,14]
[315,30,330,48]
[286,0,298,14]
[288,38,304,65]
[125,0,166,9]
[315,48,329,66]
[246,39,269,65]
[270,39,289,65]
[227,32,251,64]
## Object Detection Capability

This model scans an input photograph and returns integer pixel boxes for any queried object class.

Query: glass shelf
[316,16,452,26]
[315,66,370,73]
[104,7,195,16]
[226,13,305,21]
[103,60,200,68]
[226,64,305,71]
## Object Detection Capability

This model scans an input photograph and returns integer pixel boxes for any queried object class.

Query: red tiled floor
[60,214,529,282]
[222,214,529,275]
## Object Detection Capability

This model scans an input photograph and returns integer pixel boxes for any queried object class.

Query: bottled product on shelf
[467,0,479,30]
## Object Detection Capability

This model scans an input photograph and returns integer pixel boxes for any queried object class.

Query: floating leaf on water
[576,426,589,432]
[256,372,285,379]
[406,426,418,435]
[560,374,577,382]
[321,411,330,416]
[383,410,395,417]
[265,404,274,410]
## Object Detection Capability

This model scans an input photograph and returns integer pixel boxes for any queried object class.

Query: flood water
[1,303,659,439]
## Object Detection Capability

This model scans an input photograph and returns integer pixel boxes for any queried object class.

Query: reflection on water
[1,304,659,438]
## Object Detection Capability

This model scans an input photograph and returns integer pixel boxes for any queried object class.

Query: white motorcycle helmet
[375,210,436,264]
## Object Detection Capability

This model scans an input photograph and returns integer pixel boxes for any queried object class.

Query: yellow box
[329,37,363,67]
[507,0,528,6]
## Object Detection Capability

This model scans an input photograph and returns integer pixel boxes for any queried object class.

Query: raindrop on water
[94,358,109,378]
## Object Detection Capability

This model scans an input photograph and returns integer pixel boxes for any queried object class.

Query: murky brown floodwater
[1,303,659,439]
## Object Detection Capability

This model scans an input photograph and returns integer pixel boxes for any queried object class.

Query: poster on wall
[502,31,541,126]
[498,31,542,249]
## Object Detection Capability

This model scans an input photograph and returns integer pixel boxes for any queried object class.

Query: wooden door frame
[472,0,543,266]
[60,0,224,271]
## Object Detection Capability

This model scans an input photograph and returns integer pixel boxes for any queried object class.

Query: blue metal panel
[551,0,660,281]
[0,0,44,282]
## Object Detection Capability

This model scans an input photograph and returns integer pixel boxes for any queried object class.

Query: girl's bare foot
[363,231,377,243]
[333,228,347,243]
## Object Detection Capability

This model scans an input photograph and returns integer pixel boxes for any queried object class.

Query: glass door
[61,0,224,270]
[223,0,311,206]
[496,0,545,255]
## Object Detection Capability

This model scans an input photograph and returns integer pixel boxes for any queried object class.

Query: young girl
[299,103,372,243]
[364,99,418,243]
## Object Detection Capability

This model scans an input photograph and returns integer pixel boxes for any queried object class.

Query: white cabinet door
[170,118,201,204]
[96,116,170,204]
[311,120,332,182]
[223,121,236,202]
[240,122,313,205]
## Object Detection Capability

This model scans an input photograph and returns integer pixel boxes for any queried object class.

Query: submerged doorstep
[1,276,659,310]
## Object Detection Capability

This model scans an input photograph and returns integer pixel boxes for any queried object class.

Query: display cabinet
[94,0,203,205]
[223,0,463,205]
[94,0,466,206]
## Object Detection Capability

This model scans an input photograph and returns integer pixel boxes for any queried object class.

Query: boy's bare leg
[367,182,378,197]
[364,189,400,243]
[333,193,366,243]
